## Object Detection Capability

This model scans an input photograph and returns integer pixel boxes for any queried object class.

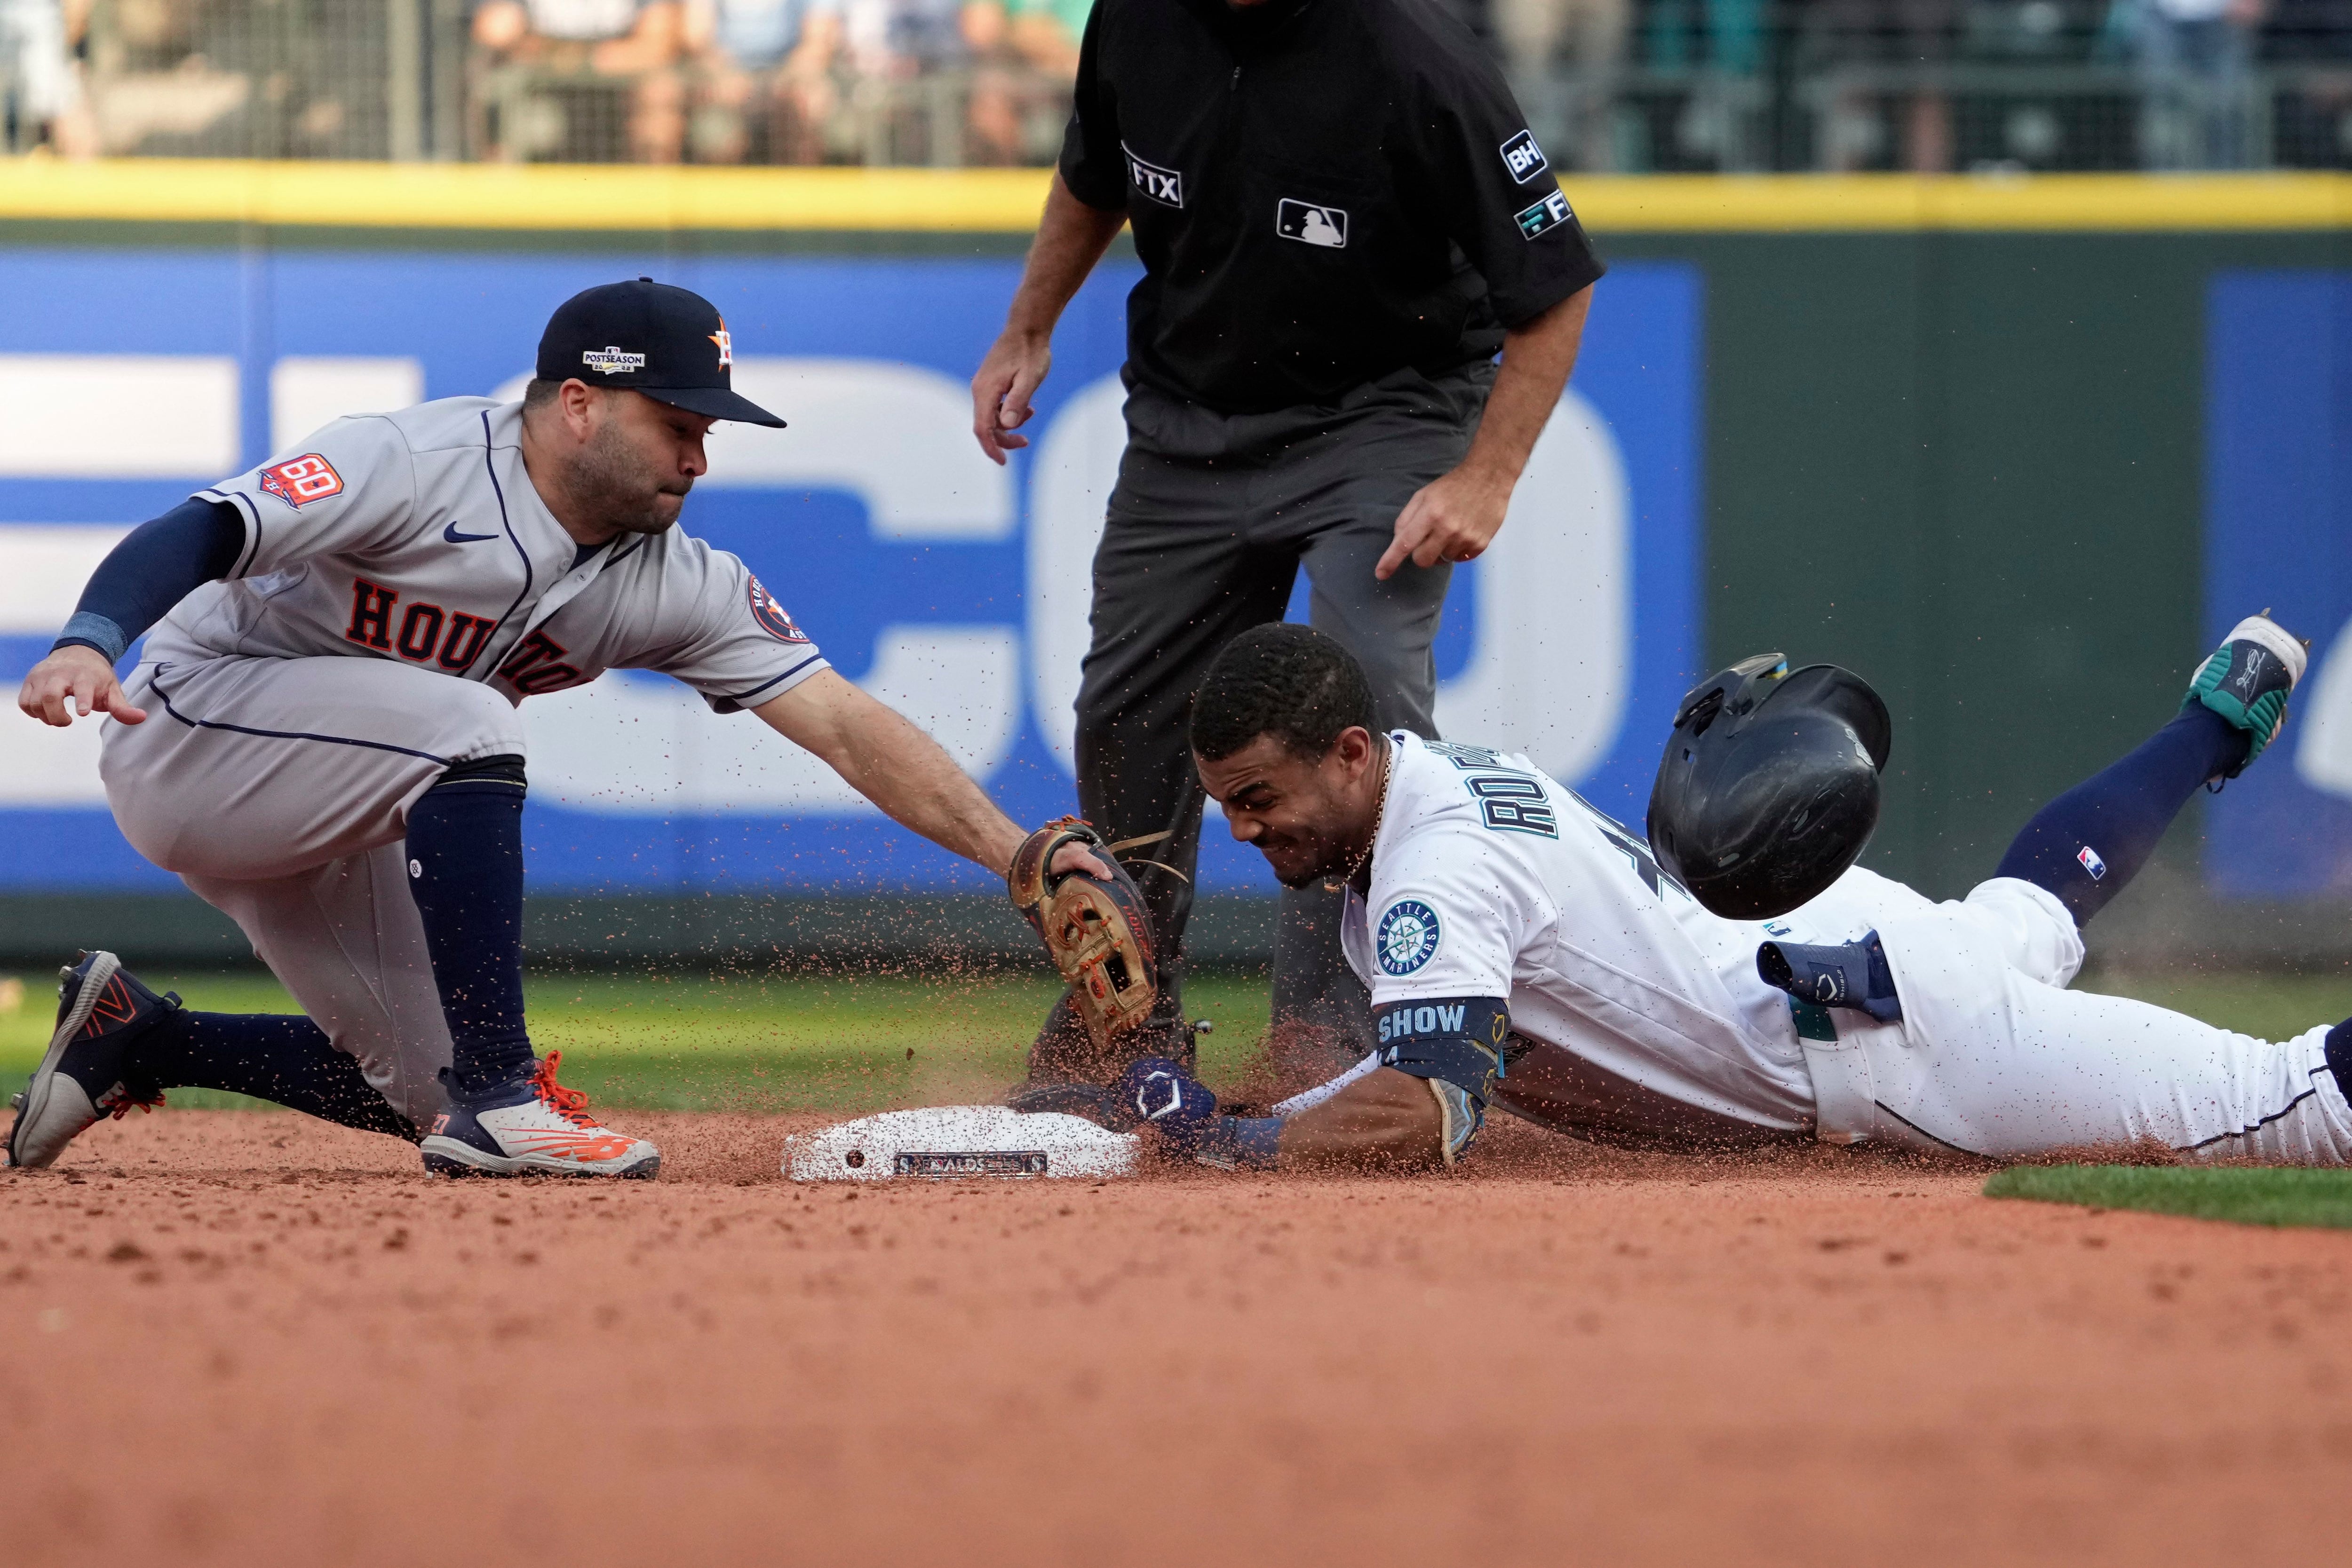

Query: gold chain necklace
[1327,742,1392,894]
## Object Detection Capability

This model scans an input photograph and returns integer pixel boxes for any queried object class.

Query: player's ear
[558,377,601,436]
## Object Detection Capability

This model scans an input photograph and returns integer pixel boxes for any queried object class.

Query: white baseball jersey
[159,396,829,713]
[1338,731,1815,1132]
[1332,731,2352,1163]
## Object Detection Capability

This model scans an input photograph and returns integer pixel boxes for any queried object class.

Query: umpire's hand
[17,645,147,727]
[1376,462,1513,580]
[971,328,1053,466]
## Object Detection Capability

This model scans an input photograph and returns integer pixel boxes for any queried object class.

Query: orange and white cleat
[419,1052,659,1179]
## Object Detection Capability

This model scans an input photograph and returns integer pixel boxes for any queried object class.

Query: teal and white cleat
[2185,611,2310,776]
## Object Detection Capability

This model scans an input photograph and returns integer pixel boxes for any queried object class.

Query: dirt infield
[5,1110,2350,1566]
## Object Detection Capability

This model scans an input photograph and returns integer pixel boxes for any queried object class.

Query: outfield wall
[0,166,2348,970]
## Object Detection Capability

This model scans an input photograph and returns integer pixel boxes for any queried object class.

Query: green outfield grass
[0,968,1278,1112]
[0,966,2342,1118]
[1984,1165,2352,1228]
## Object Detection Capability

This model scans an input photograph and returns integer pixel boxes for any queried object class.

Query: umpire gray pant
[1052,360,1494,1081]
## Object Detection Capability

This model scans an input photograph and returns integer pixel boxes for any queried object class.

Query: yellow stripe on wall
[4,158,2352,233]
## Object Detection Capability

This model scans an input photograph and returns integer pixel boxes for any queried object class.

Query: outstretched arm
[1107,994,1511,1171]
[755,668,1026,872]
[16,497,245,727]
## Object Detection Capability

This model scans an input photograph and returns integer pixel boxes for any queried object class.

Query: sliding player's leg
[1993,613,2304,925]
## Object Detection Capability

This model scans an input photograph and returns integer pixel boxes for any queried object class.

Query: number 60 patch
[258,453,345,508]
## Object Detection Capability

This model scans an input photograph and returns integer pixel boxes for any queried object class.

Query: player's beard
[576,417,691,536]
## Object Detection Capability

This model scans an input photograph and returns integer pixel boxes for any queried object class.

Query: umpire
[971,0,1605,1087]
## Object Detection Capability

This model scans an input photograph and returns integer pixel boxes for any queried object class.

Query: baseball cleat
[2185,611,2309,776]
[6,951,180,1170]
[419,1051,660,1179]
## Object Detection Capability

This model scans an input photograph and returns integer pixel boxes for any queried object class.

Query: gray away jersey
[155,397,828,713]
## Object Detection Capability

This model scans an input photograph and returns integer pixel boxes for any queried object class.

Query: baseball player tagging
[11,279,1106,1178]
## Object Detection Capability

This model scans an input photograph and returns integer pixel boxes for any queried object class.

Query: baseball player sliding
[1058,617,2352,1172]
[9,280,1140,1179]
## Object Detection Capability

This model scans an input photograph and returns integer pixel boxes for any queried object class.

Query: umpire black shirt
[1059,0,1607,415]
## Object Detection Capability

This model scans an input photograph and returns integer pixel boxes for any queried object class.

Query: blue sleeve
[51,499,246,665]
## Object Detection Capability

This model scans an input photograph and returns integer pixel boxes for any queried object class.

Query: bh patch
[1499,128,1549,184]
[1376,899,1442,976]
[747,577,810,643]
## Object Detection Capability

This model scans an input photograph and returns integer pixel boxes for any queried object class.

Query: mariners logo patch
[747,577,810,644]
[582,346,647,375]
[1375,899,1442,977]
[1499,128,1549,184]
[1123,143,1184,208]
[1515,191,1573,241]
[1275,198,1348,248]
[257,453,343,508]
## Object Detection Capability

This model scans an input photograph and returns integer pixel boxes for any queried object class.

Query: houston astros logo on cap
[537,279,784,428]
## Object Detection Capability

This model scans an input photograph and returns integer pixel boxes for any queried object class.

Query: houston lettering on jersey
[343,578,499,673]
[496,628,584,695]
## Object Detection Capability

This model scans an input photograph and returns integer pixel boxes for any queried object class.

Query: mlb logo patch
[1123,143,1184,208]
[1515,190,1573,241]
[747,577,811,644]
[1499,128,1549,184]
[2077,844,2108,880]
[1276,198,1348,248]
[257,452,343,508]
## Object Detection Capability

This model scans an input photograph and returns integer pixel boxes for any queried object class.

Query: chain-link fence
[8,0,2352,167]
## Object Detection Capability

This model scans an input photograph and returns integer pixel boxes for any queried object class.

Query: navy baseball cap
[537,278,785,428]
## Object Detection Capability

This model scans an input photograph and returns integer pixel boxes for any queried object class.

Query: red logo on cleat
[81,974,137,1037]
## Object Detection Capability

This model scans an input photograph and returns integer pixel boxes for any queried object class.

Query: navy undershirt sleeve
[51,498,245,665]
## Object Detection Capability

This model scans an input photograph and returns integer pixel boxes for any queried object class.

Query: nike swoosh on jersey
[443,521,499,544]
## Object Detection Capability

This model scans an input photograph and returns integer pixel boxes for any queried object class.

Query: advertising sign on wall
[0,249,1700,893]
[2205,270,2352,898]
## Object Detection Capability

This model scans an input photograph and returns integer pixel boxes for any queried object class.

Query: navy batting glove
[1116,1055,1217,1132]
[1112,1056,1279,1169]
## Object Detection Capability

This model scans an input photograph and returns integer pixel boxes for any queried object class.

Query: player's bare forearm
[15,644,146,728]
[1276,1067,1448,1172]
[970,173,1128,464]
[756,671,1025,873]
[1375,283,1594,580]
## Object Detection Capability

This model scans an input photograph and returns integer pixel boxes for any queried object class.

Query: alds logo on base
[258,453,344,508]
[896,1151,1048,1177]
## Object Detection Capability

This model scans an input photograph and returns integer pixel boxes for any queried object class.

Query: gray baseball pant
[100,652,530,1128]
